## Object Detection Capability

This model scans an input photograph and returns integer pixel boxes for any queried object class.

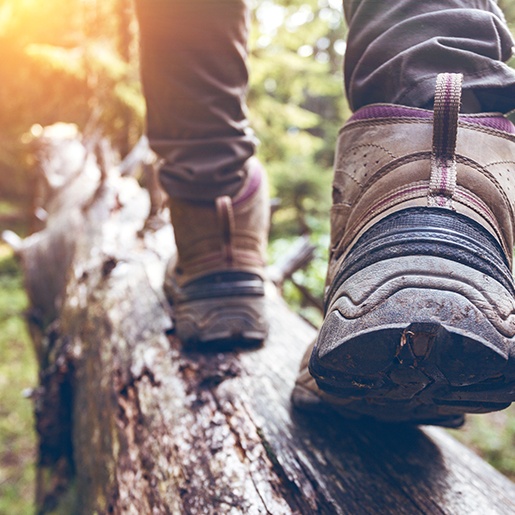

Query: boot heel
[294,72,515,425]
[309,208,515,422]
[174,294,267,346]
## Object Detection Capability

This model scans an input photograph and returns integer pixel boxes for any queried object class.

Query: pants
[135,0,515,200]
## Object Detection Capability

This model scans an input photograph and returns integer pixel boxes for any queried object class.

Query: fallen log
[10,124,515,514]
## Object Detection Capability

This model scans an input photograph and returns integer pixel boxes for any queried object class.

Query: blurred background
[1,1,515,512]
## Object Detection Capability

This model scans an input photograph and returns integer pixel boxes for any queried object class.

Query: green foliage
[269,230,329,326]
[450,407,515,480]
[0,247,36,515]
[0,0,143,204]
[249,0,349,175]
[248,0,349,315]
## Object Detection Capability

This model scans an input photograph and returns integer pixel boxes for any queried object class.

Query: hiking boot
[292,73,515,427]
[166,157,269,346]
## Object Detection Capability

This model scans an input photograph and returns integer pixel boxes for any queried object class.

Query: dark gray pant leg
[135,0,255,200]
[343,0,515,113]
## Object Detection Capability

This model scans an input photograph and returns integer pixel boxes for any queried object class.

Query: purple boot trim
[349,105,515,134]
[233,158,263,206]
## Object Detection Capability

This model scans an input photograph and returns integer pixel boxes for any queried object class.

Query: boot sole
[310,256,515,424]
[309,209,515,425]
[174,295,268,347]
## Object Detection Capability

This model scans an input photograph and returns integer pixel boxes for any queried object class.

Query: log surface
[15,127,515,514]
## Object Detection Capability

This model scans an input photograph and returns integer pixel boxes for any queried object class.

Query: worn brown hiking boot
[166,157,269,346]
[293,73,515,427]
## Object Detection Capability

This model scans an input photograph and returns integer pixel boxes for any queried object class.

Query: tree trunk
[11,125,515,514]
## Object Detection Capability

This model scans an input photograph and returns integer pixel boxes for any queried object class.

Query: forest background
[1,1,515,512]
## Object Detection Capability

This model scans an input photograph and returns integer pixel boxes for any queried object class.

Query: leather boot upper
[169,157,269,287]
[328,73,515,286]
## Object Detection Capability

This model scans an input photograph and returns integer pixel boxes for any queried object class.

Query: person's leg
[136,0,256,200]
[136,0,269,345]
[294,0,515,426]
[343,0,515,113]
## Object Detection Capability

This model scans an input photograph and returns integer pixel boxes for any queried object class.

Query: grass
[0,244,37,515]
[450,407,515,480]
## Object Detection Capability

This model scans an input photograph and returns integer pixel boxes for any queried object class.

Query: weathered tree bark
[10,125,515,514]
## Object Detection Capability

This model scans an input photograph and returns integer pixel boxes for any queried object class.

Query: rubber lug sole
[306,248,515,425]
[310,289,515,425]
[174,295,267,347]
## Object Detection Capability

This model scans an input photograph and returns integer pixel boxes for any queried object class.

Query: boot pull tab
[428,72,463,209]
[216,195,235,263]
